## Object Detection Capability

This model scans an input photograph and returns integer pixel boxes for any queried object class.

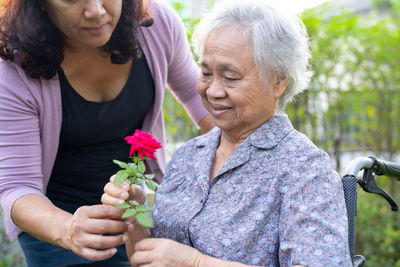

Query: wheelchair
[342,156,400,267]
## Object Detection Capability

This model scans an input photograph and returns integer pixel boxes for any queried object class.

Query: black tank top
[46,55,155,214]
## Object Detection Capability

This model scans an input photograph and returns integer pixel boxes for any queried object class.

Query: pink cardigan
[0,0,208,240]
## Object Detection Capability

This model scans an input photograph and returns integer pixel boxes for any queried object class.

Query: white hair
[192,0,313,113]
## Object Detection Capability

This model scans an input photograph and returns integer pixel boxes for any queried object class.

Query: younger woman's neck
[61,45,111,73]
[64,43,107,58]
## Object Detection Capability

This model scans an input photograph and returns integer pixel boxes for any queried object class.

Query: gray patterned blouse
[151,115,352,267]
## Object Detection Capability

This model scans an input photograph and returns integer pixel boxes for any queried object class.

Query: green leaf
[135,212,154,228]
[126,163,137,173]
[138,161,146,173]
[145,174,155,180]
[133,177,143,185]
[135,205,153,212]
[114,203,131,209]
[145,179,158,191]
[128,200,139,206]
[122,209,138,218]
[114,170,129,185]
[113,160,127,169]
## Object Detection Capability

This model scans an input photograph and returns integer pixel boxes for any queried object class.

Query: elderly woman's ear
[272,74,289,100]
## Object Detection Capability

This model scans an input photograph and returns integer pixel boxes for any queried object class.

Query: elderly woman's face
[198,27,285,136]
[42,0,122,49]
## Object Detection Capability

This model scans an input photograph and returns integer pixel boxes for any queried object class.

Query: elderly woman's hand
[130,238,204,267]
[101,175,146,207]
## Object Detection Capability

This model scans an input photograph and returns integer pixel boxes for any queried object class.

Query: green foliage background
[162,2,202,145]
[297,2,400,265]
[0,229,24,267]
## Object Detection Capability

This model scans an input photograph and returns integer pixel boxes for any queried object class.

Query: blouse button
[202,181,208,187]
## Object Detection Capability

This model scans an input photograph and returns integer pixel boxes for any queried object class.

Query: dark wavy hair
[0,0,153,79]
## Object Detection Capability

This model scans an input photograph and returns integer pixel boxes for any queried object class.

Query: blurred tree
[296,2,400,266]
[372,0,392,10]
[295,2,400,164]
[163,1,202,146]
[163,0,215,147]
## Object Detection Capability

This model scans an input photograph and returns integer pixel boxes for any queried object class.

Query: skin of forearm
[11,194,72,247]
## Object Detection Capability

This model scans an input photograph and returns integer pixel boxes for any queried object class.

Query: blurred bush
[0,226,25,267]
[355,179,400,266]
[297,2,400,265]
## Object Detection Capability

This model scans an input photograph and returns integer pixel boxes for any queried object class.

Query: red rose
[124,130,162,160]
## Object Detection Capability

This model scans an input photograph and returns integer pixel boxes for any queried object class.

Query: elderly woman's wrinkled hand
[102,175,146,207]
[130,238,204,267]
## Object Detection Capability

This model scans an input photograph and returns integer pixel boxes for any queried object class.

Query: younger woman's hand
[102,175,146,207]
[61,204,130,261]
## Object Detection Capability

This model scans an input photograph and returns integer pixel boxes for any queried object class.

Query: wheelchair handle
[344,156,400,181]
[373,157,400,180]
[342,156,400,266]
[344,157,375,177]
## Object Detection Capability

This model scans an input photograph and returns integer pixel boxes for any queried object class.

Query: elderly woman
[102,0,352,266]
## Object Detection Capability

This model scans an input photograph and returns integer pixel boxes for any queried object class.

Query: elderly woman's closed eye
[102,0,353,266]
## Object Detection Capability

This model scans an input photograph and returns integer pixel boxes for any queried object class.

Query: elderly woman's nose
[84,0,106,19]
[206,79,226,98]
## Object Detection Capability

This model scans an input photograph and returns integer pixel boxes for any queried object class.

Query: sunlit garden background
[1,0,399,266]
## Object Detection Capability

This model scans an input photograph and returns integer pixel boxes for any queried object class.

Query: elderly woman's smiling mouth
[208,103,232,116]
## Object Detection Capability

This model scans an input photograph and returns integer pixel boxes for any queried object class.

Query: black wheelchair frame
[342,156,400,267]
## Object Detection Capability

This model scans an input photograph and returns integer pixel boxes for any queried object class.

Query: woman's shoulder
[0,58,59,104]
[140,0,187,63]
[148,0,184,31]
[268,129,340,190]
[0,59,30,94]
[280,128,333,170]
[256,115,331,166]
[0,57,44,85]
[0,58,22,77]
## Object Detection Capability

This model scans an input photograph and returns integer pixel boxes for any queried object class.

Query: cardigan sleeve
[0,60,45,239]
[158,1,209,125]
